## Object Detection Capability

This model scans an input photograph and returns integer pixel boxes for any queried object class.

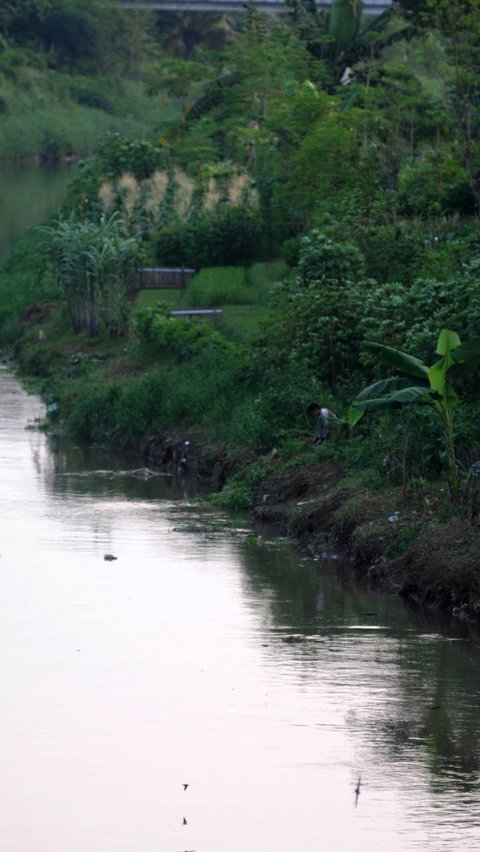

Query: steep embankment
[250,457,480,622]
[141,426,480,622]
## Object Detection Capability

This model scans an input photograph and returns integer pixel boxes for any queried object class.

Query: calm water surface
[1,366,480,851]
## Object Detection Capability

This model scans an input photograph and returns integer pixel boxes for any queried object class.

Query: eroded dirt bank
[251,457,480,622]
[146,433,480,624]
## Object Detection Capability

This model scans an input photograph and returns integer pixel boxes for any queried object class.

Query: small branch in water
[354,774,361,807]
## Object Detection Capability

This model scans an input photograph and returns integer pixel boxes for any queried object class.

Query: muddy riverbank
[252,458,480,620]
[145,432,480,623]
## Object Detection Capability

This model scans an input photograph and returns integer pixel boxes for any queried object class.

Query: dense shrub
[132,303,235,360]
[354,224,423,284]
[69,84,115,113]
[398,153,473,217]
[155,205,265,267]
[297,231,365,284]
[65,134,169,213]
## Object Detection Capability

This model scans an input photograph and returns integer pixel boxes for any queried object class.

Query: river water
[2,367,480,851]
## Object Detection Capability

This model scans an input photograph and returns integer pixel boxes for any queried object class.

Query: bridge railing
[121,0,391,13]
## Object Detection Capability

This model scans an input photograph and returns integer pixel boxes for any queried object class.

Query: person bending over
[308,402,337,443]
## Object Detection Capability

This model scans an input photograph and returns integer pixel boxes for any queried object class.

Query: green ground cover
[4,0,480,524]
[3,0,480,610]
[133,261,289,338]
[0,61,177,161]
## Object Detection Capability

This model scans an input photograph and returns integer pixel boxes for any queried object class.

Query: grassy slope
[0,66,177,160]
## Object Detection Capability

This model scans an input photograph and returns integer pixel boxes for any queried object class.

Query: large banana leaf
[328,0,358,51]
[356,376,428,401]
[451,336,480,366]
[357,8,392,41]
[361,342,429,379]
[428,358,459,399]
[354,385,434,411]
[347,403,365,426]
[436,328,461,356]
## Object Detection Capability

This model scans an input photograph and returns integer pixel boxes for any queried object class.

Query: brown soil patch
[23,302,59,325]
[372,519,480,616]
[248,456,480,622]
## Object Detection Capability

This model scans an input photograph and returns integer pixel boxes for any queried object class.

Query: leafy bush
[65,134,169,213]
[0,307,22,345]
[0,47,47,79]
[41,8,99,71]
[155,205,265,267]
[398,152,473,217]
[297,231,365,285]
[61,345,259,451]
[132,303,234,359]
[69,84,115,113]
[355,223,423,284]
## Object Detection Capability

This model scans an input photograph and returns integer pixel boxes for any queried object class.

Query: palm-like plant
[42,212,137,336]
[349,329,480,499]
[288,0,412,82]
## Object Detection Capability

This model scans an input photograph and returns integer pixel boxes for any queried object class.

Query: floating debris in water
[131,468,157,479]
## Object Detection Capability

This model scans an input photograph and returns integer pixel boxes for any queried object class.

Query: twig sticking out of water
[355,775,361,808]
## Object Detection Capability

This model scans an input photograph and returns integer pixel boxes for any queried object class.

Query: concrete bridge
[121,0,391,14]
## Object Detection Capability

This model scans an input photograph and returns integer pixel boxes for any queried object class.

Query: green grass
[186,266,253,308]
[133,261,288,340]
[0,68,178,161]
[218,305,271,340]
[246,260,289,303]
[135,289,184,309]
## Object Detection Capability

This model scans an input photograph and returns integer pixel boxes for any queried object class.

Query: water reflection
[236,533,480,842]
[2,367,480,851]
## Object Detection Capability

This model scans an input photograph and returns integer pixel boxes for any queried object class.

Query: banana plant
[288,0,412,82]
[348,330,480,499]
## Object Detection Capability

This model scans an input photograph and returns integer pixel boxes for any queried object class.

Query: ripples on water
[1,368,480,851]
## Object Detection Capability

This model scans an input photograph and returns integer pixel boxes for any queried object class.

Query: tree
[287,0,412,82]
[147,57,211,121]
[154,10,231,59]
[41,7,99,71]
[0,0,52,43]
[349,329,480,499]
[403,0,480,211]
